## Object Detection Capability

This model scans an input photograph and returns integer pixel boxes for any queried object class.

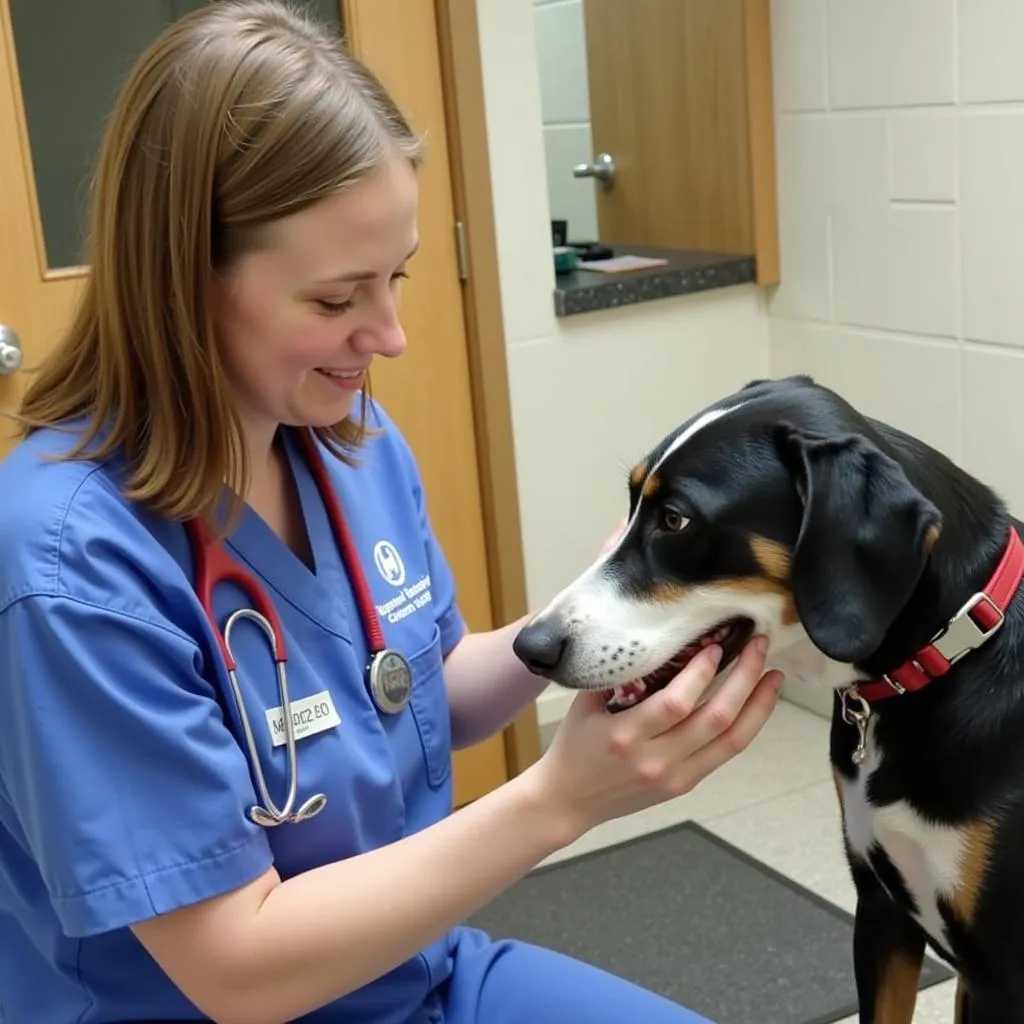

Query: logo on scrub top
[373,540,406,587]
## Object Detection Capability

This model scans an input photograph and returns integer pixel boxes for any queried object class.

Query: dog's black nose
[513,620,571,676]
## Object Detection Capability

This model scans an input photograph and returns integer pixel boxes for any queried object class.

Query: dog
[512,374,1024,1023]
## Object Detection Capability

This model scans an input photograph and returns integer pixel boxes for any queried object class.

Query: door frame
[432,0,541,776]
[344,0,540,777]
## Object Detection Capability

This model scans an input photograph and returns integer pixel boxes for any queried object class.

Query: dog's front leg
[955,976,969,1023]
[850,860,926,1024]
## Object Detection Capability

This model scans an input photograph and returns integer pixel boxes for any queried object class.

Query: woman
[0,3,784,1022]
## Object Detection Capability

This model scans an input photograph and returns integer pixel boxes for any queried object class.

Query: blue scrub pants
[439,927,713,1023]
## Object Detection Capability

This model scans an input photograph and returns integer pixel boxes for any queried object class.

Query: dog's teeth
[608,680,648,707]
[702,626,730,645]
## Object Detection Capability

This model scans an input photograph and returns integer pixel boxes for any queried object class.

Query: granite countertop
[553,244,756,317]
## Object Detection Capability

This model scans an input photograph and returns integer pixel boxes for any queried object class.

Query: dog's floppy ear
[775,424,942,664]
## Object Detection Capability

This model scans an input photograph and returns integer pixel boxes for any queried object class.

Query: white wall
[533,0,599,242]
[474,0,770,728]
[768,0,1024,714]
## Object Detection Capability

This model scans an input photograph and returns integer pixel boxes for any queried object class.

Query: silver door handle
[573,152,616,189]
[0,324,23,375]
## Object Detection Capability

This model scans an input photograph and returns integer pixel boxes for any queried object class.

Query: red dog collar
[853,526,1024,703]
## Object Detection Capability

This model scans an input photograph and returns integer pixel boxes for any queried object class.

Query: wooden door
[0,0,510,808]
[580,0,778,280]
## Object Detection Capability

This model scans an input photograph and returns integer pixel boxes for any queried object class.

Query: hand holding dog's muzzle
[531,635,784,837]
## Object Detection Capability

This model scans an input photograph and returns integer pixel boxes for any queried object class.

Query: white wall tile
[959,0,1024,104]
[827,0,955,109]
[960,111,1024,349]
[534,0,591,125]
[962,346,1024,516]
[770,319,960,459]
[770,0,829,112]
[833,205,957,336]
[890,111,957,202]
[543,124,599,240]
[831,117,958,336]
[768,115,834,321]
[831,114,887,202]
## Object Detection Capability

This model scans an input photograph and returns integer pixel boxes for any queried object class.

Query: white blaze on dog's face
[512,376,943,710]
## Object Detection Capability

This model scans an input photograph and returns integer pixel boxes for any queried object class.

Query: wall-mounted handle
[573,152,616,189]
[0,324,23,375]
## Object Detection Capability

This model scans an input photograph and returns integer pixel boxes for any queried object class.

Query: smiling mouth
[604,616,756,712]
[316,367,365,379]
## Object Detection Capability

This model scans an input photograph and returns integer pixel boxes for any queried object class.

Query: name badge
[265,690,341,747]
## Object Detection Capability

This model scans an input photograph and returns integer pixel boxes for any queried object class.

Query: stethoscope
[185,427,414,828]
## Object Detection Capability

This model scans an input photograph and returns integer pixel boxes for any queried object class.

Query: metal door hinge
[454,221,469,281]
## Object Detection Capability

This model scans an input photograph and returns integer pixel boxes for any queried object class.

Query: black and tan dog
[513,374,1024,1023]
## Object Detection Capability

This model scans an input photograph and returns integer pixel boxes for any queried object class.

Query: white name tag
[265,690,341,747]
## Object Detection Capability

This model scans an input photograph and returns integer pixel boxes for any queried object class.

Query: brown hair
[15,0,423,533]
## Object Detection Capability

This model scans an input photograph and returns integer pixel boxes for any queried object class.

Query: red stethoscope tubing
[185,428,387,671]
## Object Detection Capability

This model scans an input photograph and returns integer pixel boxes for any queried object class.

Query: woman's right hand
[534,636,784,837]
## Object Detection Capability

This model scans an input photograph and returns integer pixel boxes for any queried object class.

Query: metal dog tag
[840,686,872,766]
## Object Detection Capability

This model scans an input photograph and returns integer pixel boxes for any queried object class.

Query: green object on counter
[553,245,578,274]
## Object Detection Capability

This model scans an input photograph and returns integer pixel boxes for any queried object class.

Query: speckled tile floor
[538,698,959,1023]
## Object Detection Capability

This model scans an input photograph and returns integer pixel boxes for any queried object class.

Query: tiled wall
[769,0,1024,716]
[769,0,1024,518]
[532,0,599,242]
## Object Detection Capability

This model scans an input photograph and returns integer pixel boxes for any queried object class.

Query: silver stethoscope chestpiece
[368,649,413,714]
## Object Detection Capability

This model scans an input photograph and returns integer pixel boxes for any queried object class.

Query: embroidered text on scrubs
[375,573,433,624]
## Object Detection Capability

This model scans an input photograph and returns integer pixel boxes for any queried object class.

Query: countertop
[553,244,756,317]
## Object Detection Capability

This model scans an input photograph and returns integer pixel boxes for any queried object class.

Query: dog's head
[513,375,942,708]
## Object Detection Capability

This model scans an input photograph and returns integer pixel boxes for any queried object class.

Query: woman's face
[211,152,419,452]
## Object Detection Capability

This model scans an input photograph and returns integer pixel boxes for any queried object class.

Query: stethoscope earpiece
[295,793,329,821]
[248,793,328,828]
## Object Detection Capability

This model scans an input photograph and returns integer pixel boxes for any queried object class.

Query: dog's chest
[839,730,968,948]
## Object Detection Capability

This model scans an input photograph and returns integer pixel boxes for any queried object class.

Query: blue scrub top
[0,400,467,1023]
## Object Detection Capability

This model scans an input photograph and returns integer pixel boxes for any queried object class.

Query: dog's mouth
[603,616,756,712]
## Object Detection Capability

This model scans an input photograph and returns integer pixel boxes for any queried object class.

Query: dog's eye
[659,506,690,532]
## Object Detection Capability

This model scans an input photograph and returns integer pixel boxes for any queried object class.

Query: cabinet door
[579,0,778,282]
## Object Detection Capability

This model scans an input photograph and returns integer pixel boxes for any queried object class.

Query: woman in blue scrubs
[0,3,784,1022]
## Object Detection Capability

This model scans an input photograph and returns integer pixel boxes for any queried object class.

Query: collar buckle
[852,526,1023,705]
[930,592,1005,666]
[881,672,907,695]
